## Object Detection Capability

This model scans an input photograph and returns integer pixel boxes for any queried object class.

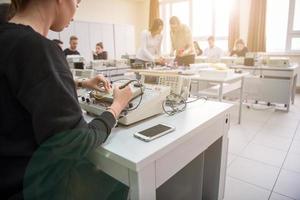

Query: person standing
[169,16,195,66]
[135,18,164,66]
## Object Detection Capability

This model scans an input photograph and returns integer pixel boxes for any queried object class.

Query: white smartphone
[134,124,175,142]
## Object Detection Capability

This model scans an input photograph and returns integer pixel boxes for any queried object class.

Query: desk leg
[292,74,297,105]
[129,163,156,200]
[238,78,244,124]
[219,83,224,102]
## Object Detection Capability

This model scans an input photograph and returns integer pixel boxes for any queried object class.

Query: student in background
[64,35,80,56]
[194,41,203,56]
[135,18,164,65]
[93,42,108,60]
[230,38,248,57]
[169,16,195,66]
[52,39,63,50]
[203,36,224,59]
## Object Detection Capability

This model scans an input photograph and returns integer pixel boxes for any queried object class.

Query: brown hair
[96,42,103,49]
[10,0,30,13]
[235,38,245,46]
[208,36,215,41]
[70,35,78,42]
[149,18,163,34]
[169,16,180,25]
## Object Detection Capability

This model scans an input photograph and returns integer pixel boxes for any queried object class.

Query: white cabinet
[102,24,115,60]
[114,24,135,59]
[74,21,92,61]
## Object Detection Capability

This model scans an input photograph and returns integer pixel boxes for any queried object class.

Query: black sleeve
[63,48,69,56]
[9,34,116,152]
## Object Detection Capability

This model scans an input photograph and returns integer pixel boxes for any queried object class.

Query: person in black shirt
[63,35,81,56]
[0,0,132,199]
[93,42,108,60]
[52,39,63,50]
[230,38,249,57]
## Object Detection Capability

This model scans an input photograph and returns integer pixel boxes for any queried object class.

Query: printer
[267,57,290,68]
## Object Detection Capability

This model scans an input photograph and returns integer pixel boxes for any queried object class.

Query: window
[159,0,233,54]
[266,0,289,52]
[266,0,300,52]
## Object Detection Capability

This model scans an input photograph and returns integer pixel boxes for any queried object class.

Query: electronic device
[139,72,191,99]
[79,84,171,125]
[71,69,94,80]
[220,56,245,66]
[133,124,175,142]
[267,57,290,67]
[244,58,255,66]
[198,68,235,79]
[67,55,85,69]
[195,56,219,64]
[91,59,129,69]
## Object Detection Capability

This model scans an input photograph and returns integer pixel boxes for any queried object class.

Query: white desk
[85,101,233,200]
[231,65,298,111]
[191,73,248,124]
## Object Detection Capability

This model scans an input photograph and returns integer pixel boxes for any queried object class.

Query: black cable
[111,79,144,113]
[162,93,208,116]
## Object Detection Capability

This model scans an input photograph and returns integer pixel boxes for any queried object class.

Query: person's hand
[108,85,133,118]
[82,74,111,92]
[155,57,165,65]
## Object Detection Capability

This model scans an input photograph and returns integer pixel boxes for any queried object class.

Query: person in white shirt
[135,18,164,66]
[203,36,224,59]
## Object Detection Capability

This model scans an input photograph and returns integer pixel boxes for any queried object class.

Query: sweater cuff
[98,111,117,130]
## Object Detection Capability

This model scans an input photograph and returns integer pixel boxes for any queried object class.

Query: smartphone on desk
[134,124,175,142]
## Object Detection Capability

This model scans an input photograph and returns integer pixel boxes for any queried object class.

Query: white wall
[74,0,149,50]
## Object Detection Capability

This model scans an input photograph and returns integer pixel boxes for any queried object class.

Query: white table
[85,101,233,200]
[191,73,248,124]
[230,65,298,111]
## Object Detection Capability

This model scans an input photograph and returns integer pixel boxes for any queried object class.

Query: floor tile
[259,126,296,139]
[252,133,292,152]
[228,157,280,190]
[283,153,300,174]
[241,143,287,167]
[228,137,249,155]
[270,192,296,200]
[274,170,300,200]
[224,177,270,200]
[264,118,299,131]
[290,140,300,155]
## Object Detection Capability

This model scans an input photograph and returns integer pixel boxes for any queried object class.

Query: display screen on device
[138,124,173,137]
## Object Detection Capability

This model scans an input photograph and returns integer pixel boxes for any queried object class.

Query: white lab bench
[230,65,299,111]
[190,73,248,124]
[84,100,233,200]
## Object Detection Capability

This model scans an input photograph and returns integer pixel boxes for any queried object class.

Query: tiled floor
[224,94,300,200]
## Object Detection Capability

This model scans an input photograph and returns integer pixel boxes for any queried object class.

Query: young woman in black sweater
[0,0,132,199]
